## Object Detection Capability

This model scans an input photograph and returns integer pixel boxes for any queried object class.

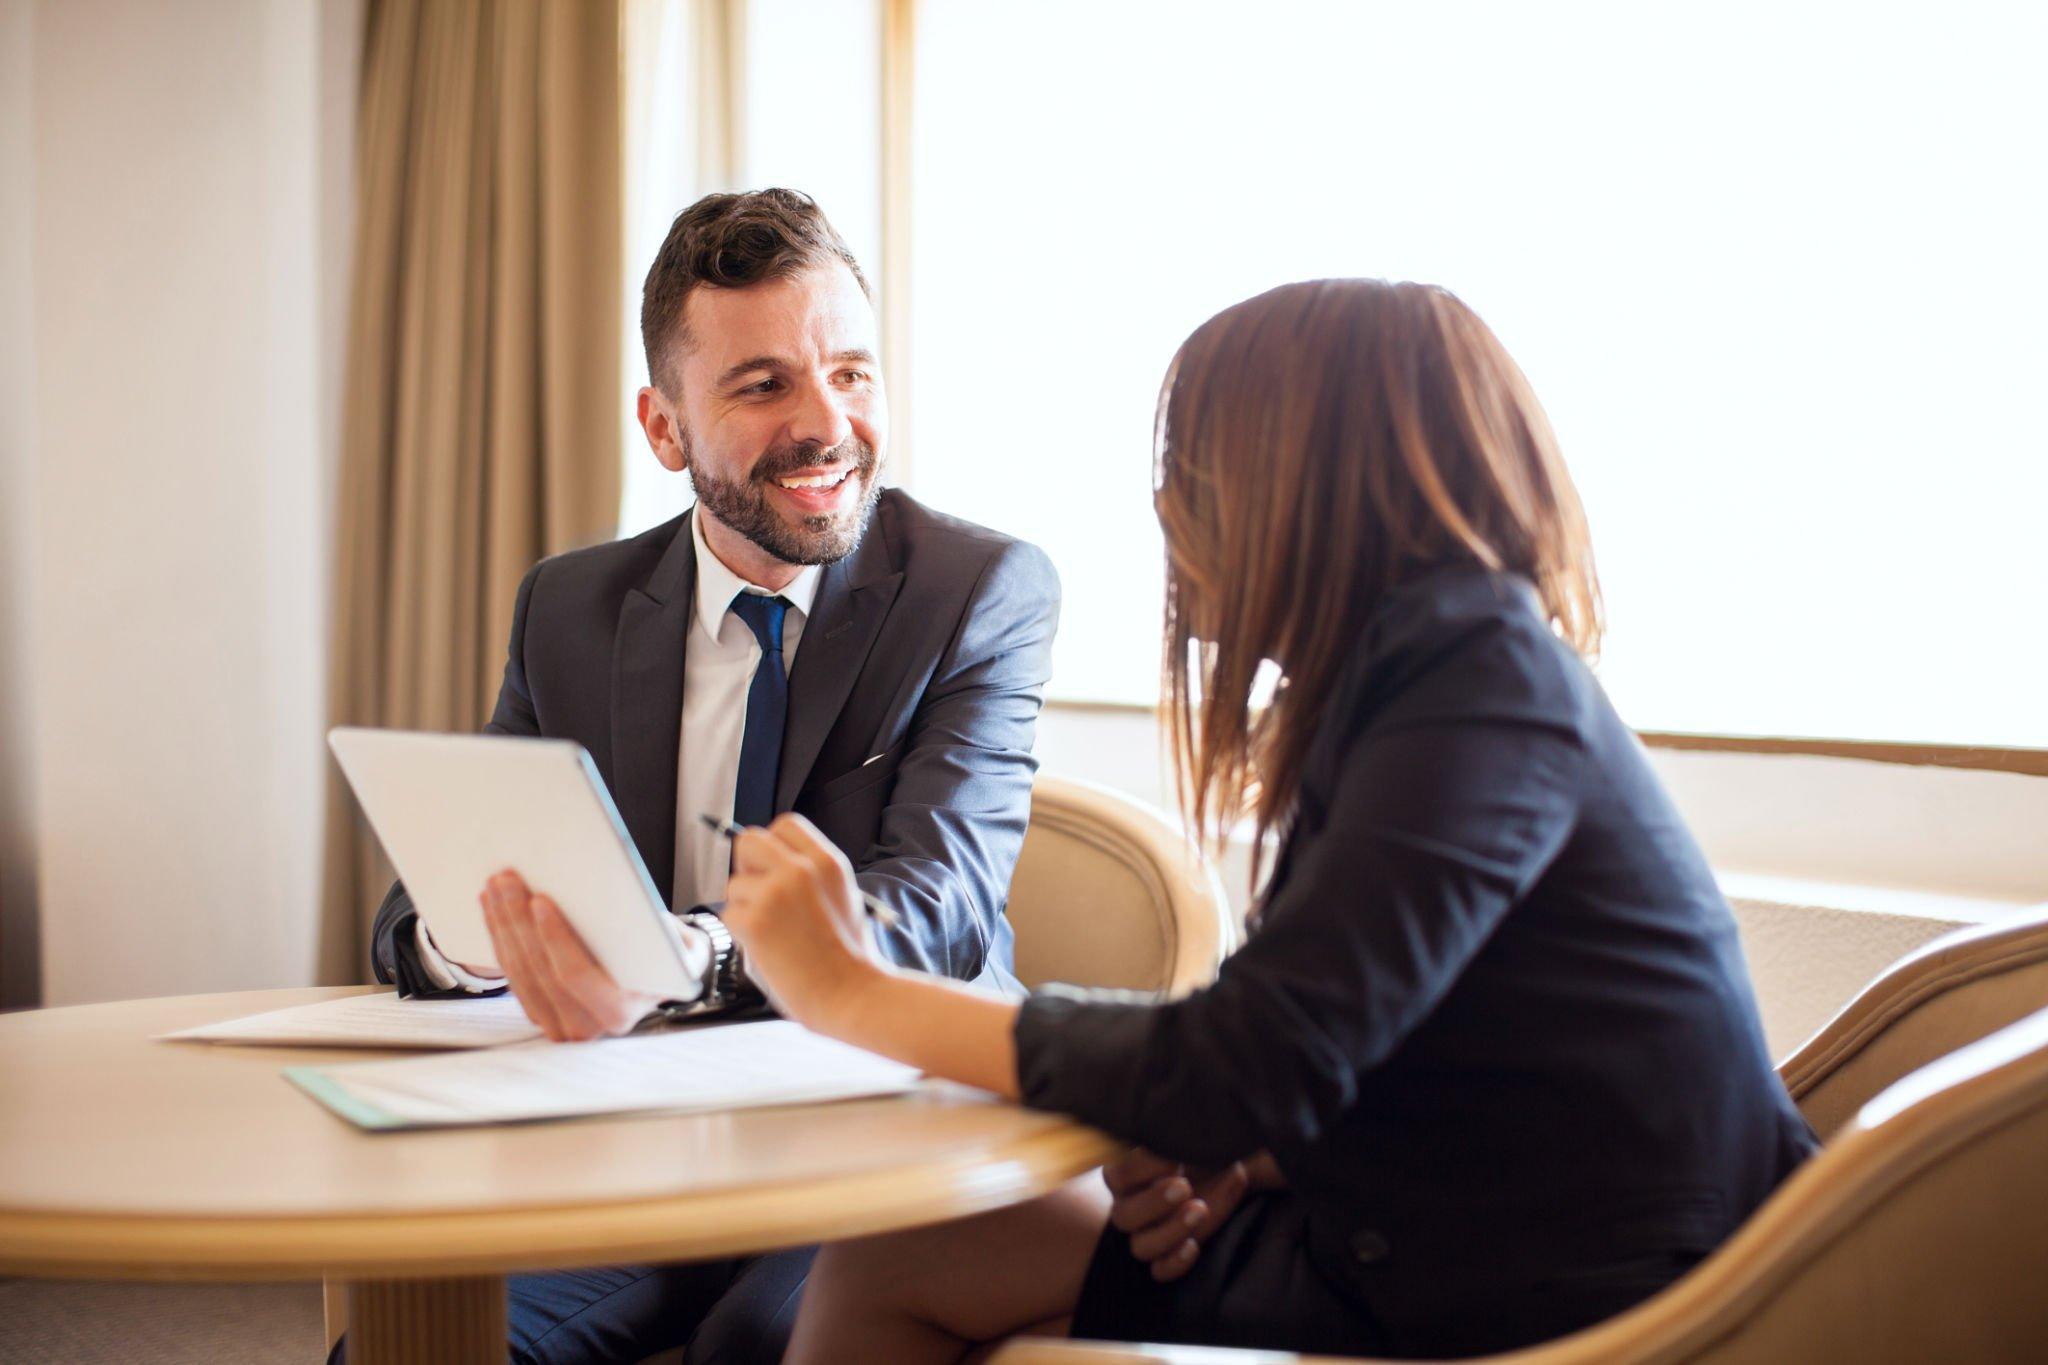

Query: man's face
[643,262,887,566]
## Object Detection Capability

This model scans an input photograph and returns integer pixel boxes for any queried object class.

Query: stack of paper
[286,1019,924,1130]
[161,991,544,1050]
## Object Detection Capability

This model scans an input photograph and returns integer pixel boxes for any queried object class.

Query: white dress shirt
[416,511,821,993]
[672,510,820,909]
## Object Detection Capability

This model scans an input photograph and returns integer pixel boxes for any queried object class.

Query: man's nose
[787,379,854,452]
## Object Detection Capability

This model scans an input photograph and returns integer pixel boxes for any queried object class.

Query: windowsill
[1035,705,2048,920]
[1715,873,2032,927]
[1043,700,2048,779]
[1205,836,2035,932]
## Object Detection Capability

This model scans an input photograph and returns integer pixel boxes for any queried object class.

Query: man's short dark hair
[640,188,871,395]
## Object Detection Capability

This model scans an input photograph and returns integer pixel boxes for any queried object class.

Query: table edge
[0,1122,1123,1281]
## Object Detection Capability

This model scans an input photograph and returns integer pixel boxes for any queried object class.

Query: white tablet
[327,728,704,1001]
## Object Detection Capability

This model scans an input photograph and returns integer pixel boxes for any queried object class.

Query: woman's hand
[1102,1148,1286,1282]
[722,812,885,1031]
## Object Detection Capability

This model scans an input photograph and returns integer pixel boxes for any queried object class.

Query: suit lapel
[775,514,905,811]
[611,510,697,909]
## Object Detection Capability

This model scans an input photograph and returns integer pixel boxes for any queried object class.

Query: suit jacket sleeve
[1012,624,1588,1164]
[854,539,1061,985]
[369,562,545,996]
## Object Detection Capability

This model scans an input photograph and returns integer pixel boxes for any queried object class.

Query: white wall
[1036,704,2048,1060]
[10,0,356,1006]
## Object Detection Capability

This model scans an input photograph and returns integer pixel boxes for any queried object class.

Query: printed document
[286,1019,923,1130]
[161,991,543,1050]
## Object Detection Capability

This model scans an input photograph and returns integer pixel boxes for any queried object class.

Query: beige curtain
[317,0,623,984]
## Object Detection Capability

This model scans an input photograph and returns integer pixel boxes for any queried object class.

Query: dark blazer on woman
[1016,566,1817,1358]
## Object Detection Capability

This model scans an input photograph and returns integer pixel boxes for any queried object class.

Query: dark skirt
[1069,1191,1392,1357]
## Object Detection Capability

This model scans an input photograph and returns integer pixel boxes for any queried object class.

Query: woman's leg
[785,1172,1112,1365]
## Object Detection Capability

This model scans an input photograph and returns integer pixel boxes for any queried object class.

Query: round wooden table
[0,987,1121,1363]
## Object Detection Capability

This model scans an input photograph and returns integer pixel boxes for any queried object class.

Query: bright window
[620,0,883,539]
[620,0,700,538]
[906,1,2048,745]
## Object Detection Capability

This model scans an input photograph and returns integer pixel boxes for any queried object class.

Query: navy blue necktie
[729,593,790,830]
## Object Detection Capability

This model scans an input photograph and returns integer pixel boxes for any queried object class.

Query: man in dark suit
[340,189,1059,1365]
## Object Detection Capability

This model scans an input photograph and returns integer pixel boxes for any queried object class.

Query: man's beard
[688,435,882,566]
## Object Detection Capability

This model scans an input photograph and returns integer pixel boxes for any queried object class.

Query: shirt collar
[690,506,823,639]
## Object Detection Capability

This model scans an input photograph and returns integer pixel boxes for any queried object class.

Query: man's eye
[837,370,868,385]
[745,378,781,395]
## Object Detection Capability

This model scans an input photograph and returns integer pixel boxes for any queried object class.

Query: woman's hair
[1155,279,1601,882]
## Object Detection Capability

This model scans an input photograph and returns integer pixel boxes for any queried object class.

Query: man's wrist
[678,907,755,1008]
[414,918,506,993]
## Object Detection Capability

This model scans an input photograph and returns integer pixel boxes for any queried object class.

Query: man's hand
[479,870,659,1041]
[1102,1148,1285,1282]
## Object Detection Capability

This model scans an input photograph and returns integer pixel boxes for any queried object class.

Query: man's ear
[637,386,690,473]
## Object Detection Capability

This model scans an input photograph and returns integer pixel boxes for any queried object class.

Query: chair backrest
[1566,1005,2048,1364]
[1005,774,1235,997]
[994,1008,2048,1365]
[1778,904,2048,1141]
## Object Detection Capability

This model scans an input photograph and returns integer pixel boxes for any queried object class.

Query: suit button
[1350,1229,1392,1265]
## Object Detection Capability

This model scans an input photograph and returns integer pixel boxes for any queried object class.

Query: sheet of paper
[285,1019,924,1130]
[161,991,544,1050]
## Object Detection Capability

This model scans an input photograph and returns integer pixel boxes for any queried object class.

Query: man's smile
[771,466,854,491]
[766,471,860,517]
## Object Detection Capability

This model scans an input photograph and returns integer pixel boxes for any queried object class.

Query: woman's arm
[722,816,1024,1097]
[725,623,1590,1164]
[1013,705,1586,1162]
[837,964,1024,1099]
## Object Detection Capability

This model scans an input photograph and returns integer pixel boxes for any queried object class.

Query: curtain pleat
[317,0,622,985]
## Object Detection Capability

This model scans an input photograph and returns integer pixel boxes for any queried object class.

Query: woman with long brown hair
[719,279,1816,1359]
